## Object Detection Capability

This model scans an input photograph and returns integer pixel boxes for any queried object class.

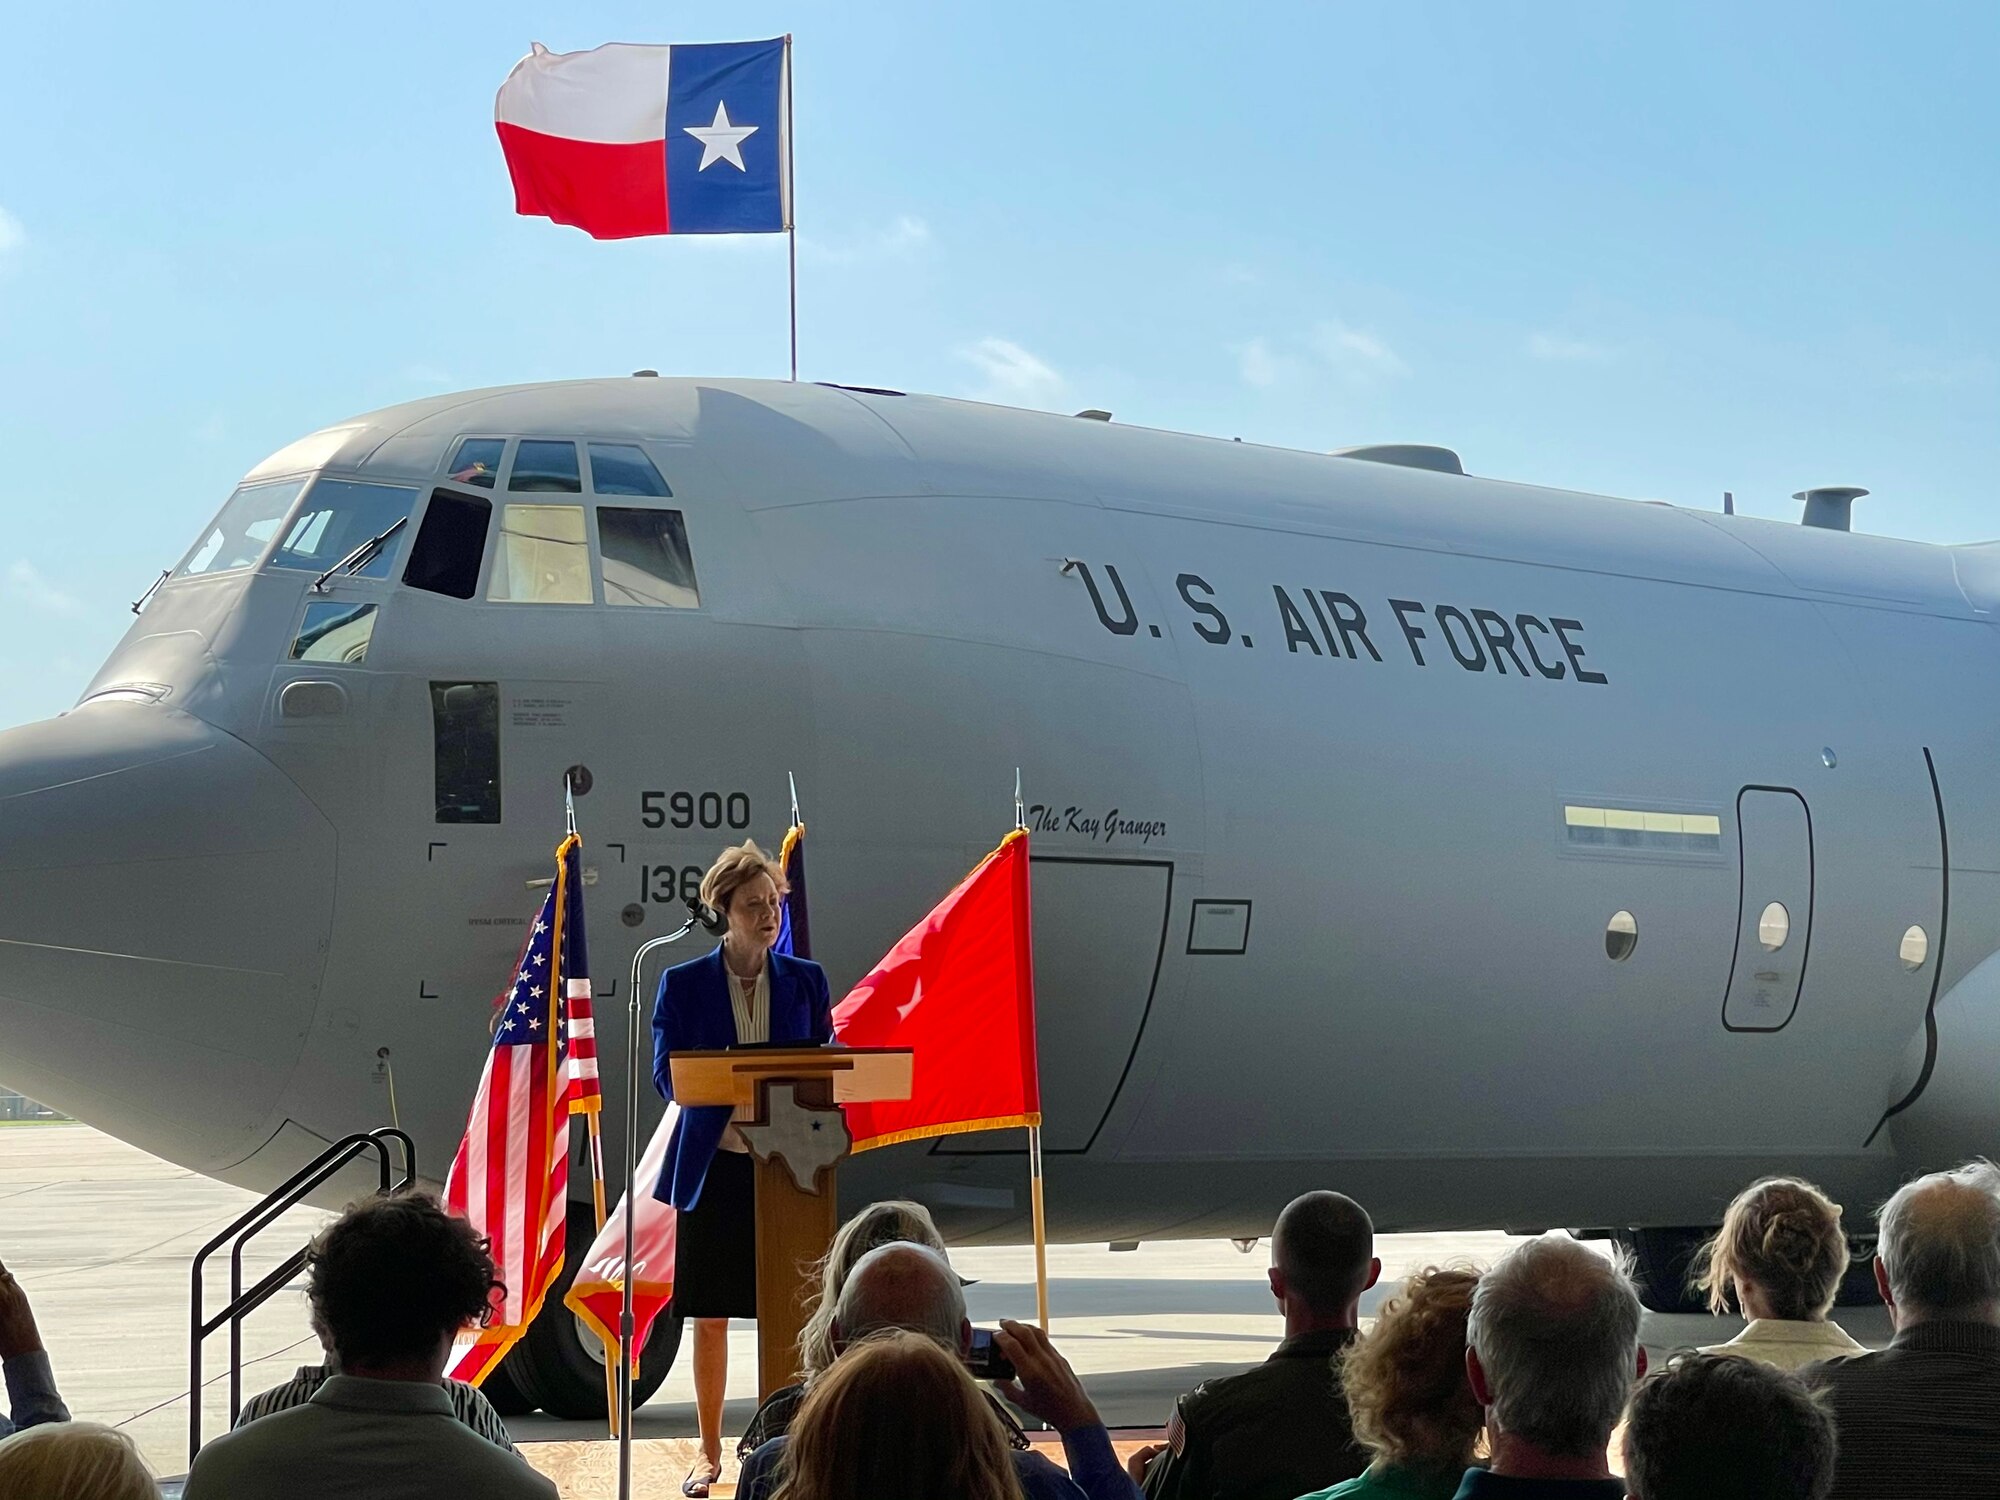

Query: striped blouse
[236,1362,517,1454]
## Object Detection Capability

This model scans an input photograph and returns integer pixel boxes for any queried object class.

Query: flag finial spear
[1014,768,1025,831]
[789,771,802,829]
[564,773,578,838]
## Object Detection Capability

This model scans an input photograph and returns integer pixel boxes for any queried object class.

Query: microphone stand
[620,917,698,1500]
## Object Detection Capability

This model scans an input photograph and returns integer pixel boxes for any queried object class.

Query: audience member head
[1339,1266,1484,1483]
[0,1421,158,1500]
[1875,1158,2000,1327]
[773,1330,1023,1500]
[800,1201,950,1379]
[1269,1191,1380,1331]
[306,1191,501,1379]
[1465,1234,1644,1465]
[1623,1352,1836,1500]
[1694,1176,1849,1320]
[830,1242,968,1356]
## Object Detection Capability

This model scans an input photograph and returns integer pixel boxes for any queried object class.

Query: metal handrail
[188,1127,416,1463]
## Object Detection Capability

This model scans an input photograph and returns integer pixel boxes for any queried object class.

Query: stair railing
[187,1127,416,1463]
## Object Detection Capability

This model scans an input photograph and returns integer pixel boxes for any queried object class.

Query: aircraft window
[1564,804,1722,854]
[1605,910,1638,961]
[290,601,378,664]
[176,478,308,577]
[589,443,672,497]
[1901,925,1930,971]
[448,437,505,489]
[269,481,418,577]
[599,507,700,608]
[508,440,582,493]
[431,681,501,824]
[489,504,593,604]
[404,489,492,600]
[1758,901,1791,951]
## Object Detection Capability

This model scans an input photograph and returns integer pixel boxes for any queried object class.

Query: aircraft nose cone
[0,705,336,1172]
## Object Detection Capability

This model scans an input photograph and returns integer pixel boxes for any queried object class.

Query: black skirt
[675,1147,758,1319]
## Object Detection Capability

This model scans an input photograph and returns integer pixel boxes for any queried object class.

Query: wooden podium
[668,1046,914,1398]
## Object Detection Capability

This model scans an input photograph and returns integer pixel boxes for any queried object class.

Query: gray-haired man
[1458,1233,1645,1499]
[1804,1159,2000,1498]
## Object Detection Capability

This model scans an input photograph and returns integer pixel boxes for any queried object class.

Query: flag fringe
[566,1275,678,1377]
[849,1111,1043,1155]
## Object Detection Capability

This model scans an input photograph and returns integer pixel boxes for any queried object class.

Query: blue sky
[3,2,1997,728]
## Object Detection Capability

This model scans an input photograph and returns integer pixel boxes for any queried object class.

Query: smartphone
[964,1326,1015,1382]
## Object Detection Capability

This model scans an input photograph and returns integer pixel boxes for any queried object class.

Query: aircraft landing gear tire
[1621,1227,1709,1315]
[495,1203,683,1420]
[478,1358,539,1417]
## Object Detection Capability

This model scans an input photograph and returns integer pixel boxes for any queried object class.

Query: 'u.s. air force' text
[1070,562,1607,685]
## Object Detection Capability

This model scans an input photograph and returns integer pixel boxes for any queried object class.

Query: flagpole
[1016,769,1051,1329]
[785,33,798,382]
[562,778,619,1428]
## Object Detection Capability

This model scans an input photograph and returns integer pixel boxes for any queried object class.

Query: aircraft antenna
[1723,491,1735,516]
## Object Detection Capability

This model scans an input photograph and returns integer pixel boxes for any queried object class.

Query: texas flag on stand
[495,39,790,240]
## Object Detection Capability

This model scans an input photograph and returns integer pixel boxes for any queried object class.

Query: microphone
[685,895,726,936]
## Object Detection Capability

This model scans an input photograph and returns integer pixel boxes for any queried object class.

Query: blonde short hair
[1694,1176,1849,1319]
[699,840,787,915]
[0,1421,158,1500]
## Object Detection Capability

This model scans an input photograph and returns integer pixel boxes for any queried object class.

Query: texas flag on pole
[495,39,790,240]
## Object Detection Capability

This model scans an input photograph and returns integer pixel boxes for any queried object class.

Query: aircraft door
[939,855,1173,1154]
[1723,788,1814,1031]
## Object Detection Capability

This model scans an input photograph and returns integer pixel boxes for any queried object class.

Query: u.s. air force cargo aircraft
[2,375,1997,1411]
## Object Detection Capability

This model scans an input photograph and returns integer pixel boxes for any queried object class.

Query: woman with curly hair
[1298,1267,1484,1500]
[1692,1176,1866,1369]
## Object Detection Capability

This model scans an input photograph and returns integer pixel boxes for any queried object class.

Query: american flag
[559,836,601,1117]
[442,834,592,1384]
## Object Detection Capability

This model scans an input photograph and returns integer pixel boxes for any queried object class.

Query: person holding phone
[652,840,835,1497]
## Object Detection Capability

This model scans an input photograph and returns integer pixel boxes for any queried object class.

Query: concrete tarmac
[0,1123,1894,1478]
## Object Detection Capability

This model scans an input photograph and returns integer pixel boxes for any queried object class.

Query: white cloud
[0,208,22,256]
[1894,357,1995,388]
[398,363,456,390]
[958,337,1065,409]
[801,214,933,264]
[1527,331,1612,363]
[1309,319,1408,381]
[1237,336,1284,388]
[4,562,86,619]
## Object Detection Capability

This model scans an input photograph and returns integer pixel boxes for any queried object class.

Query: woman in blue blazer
[652,840,832,1495]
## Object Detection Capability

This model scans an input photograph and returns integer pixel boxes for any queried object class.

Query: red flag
[834,829,1041,1151]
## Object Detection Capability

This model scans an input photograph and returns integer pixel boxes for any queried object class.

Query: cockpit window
[447,437,505,489]
[508,440,582,494]
[588,443,672,497]
[291,601,378,663]
[600,508,700,607]
[176,478,308,577]
[489,504,593,603]
[269,481,418,577]
[405,489,492,600]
